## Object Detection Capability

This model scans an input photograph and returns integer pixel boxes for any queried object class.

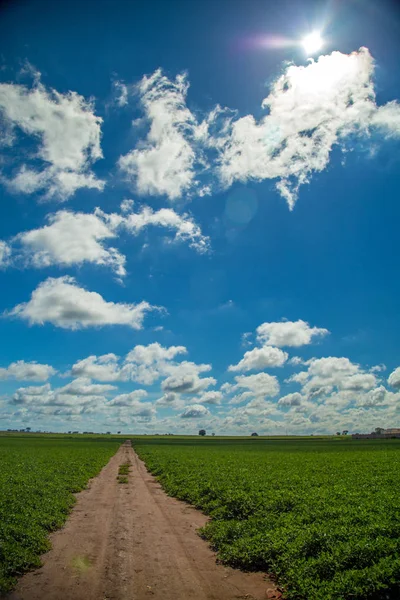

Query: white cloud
[13,383,52,404]
[155,392,184,409]
[69,344,213,396]
[288,356,305,366]
[18,210,126,276]
[10,203,208,278]
[113,81,129,108]
[195,391,223,405]
[118,69,203,200]
[71,354,122,381]
[228,346,288,372]
[216,47,400,208]
[57,377,116,396]
[356,386,389,407]
[228,372,280,399]
[370,364,386,373]
[108,389,150,410]
[162,373,216,394]
[120,199,134,213]
[256,319,329,347]
[0,74,104,200]
[388,367,400,389]
[11,380,109,416]
[117,204,210,254]
[7,276,158,330]
[278,392,303,407]
[180,404,210,419]
[292,357,378,399]
[124,342,188,384]
[126,342,187,364]
[0,241,11,268]
[0,360,56,381]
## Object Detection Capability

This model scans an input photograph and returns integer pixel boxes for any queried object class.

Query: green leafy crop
[0,434,119,593]
[132,436,400,600]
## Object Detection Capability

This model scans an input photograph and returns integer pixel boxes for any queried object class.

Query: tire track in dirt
[8,443,278,600]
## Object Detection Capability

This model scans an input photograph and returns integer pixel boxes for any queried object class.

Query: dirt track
[8,443,277,600]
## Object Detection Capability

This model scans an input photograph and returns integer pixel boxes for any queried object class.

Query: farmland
[0,434,119,593]
[133,436,400,600]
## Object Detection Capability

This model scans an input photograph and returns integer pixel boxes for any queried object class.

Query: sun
[301,31,324,55]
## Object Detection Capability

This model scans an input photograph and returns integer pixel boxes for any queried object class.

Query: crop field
[133,436,400,600]
[0,434,119,593]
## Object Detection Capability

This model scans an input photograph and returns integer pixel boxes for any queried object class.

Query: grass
[132,436,400,600]
[0,434,119,593]
[118,463,131,475]
[117,475,129,484]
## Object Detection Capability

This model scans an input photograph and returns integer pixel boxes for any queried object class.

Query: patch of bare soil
[7,444,279,600]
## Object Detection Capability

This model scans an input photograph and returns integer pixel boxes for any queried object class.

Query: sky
[0,0,400,435]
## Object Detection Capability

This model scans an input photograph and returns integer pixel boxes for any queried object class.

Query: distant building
[352,427,400,440]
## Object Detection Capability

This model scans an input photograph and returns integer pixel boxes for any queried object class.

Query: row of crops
[133,436,400,600]
[0,434,119,593]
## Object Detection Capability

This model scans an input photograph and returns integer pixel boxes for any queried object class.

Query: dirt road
[8,443,277,600]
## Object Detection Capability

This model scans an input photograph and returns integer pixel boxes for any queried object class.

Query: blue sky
[0,0,400,434]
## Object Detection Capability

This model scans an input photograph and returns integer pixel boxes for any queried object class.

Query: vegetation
[132,436,400,600]
[118,463,131,475]
[0,434,119,592]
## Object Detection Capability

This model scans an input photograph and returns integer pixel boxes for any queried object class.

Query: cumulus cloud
[0,73,104,200]
[256,319,329,347]
[11,380,108,416]
[180,404,210,419]
[278,392,303,407]
[388,367,400,389]
[57,377,116,396]
[108,390,152,416]
[124,342,188,384]
[115,204,209,254]
[70,344,215,400]
[228,346,288,372]
[162,373,216,394]
[13,383,52,404]
[126,342,186,364]
[9,204,208,278]
[155,392,183,408]
[356,386,389,407]
[118,69,205,200]
[71,354,122,382]
[216,47,400,207]
[226,372,280,399]
[17,210,126,276]
[291,357,378,399]
[7,276,158,330]
[0,360,56,381]
[195,391,223,405]
[0,241,11,268]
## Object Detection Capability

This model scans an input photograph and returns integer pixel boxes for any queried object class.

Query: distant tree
[212,432,215,436]
[199,429,206,436]
[375,427,385,434]
[117,431,121,435]
[251,432,259,437]
[25,427,31,432]
[336,432,341,435]
[342,430,349,436]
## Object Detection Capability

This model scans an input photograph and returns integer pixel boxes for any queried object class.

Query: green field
[0,434,119,593]
[133,436,400,600]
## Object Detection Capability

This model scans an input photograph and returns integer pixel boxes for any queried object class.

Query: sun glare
[301,31,323,55]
